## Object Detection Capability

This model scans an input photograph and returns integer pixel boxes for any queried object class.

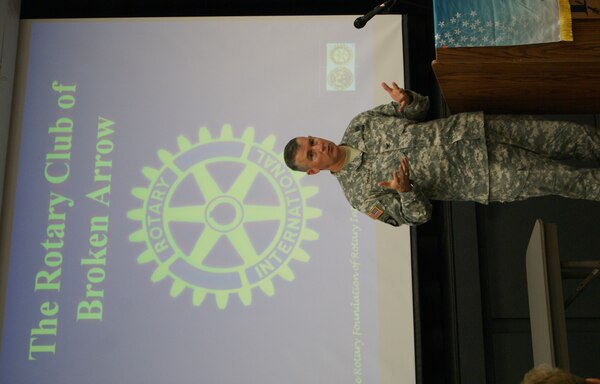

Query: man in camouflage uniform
[284,82,600,226]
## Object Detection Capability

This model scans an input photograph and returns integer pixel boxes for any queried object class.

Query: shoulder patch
[367,204,384,220]
[380,212,400,227]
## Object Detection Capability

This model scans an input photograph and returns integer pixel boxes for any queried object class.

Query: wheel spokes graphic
[192,163,223,201]
[188,227,221,267]
[243,204,284,222]
[226,227,261,265]
[128,125,321,309]
[228,166,260,201]
[164,206,206,224]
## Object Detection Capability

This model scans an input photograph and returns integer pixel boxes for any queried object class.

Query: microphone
[354,0,397,29]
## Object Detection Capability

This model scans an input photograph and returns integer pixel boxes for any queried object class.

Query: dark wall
[20,0,429,18]
[478,190,600,383]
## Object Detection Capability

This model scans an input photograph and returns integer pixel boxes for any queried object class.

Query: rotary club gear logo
[328,67,354,91]
[329,44,353,65]
[128,125,321,309]
[326,43,355,91]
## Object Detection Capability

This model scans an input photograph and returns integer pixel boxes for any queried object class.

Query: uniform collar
[340,125,367,152]
[332,123,367,177]
[332,145,364,177]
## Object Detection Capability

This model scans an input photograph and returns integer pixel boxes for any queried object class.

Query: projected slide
[0,16,413,384]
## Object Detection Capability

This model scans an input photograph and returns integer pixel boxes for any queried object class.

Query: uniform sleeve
[399,90,430,121]
[360,183,433,226]
[363,90,430,121]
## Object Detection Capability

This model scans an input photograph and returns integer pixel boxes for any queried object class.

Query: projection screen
[0,15,415,384]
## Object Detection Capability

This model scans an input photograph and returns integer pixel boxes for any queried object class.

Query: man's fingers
[393,81,400,89]
[400,156,410,177]
[379,156,410,191]
[381,82,392,92]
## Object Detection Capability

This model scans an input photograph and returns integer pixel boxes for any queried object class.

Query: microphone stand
[354,0,432,29]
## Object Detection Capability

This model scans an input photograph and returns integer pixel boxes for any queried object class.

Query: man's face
[293,136,344,175]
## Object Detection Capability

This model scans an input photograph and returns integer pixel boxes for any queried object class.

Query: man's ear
[307,168,320,176]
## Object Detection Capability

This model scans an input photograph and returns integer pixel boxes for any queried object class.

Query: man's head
[284,136,346,175]
[522,364,590,384]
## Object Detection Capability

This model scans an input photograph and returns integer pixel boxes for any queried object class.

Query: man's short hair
[522,364,584,384]
[284,138,306,172]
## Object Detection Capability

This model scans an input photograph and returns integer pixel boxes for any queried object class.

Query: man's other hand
[381,82,412,112]
[378,156,412,192]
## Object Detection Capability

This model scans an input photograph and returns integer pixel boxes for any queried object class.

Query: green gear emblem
[128,125,321,309]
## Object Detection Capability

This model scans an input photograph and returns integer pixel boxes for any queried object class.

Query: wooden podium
[432,18,600,114]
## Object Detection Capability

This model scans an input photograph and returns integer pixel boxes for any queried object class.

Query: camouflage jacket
[333,90,489,226]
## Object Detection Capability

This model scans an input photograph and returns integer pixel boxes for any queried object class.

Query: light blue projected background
[0,16,414,384]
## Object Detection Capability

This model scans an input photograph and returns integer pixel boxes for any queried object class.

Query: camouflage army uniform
[333,90,600,226]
